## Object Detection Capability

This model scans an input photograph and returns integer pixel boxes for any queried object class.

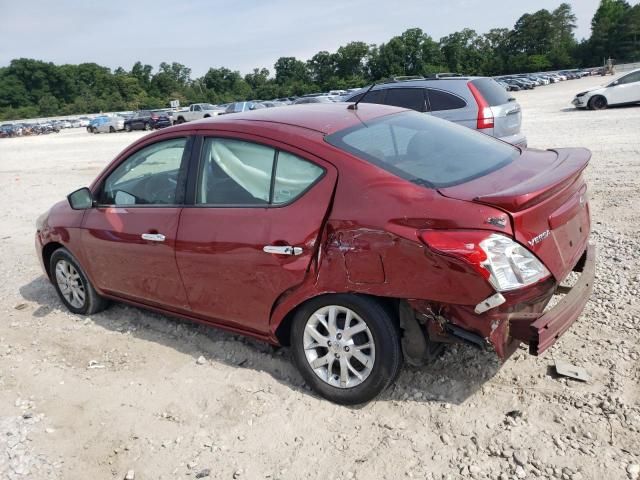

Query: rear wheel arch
[274,292,399,346]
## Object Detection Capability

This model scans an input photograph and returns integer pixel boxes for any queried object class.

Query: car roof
[186,103,406,135]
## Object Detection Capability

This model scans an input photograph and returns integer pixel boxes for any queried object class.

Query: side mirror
[611,80,619,86]
[67,187,94,210]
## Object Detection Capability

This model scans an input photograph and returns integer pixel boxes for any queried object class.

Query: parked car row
[0,121,61,138]
[494,69,592,91]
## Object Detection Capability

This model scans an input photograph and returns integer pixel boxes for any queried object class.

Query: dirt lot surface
[1,76,639,480]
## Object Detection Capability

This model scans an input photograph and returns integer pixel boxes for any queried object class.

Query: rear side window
[469,78,511,106]
[427,89,467,111]
[384,88,426,112]
[273,151,324,204]
[325,111,519,188]
[198,138,274,205]
[197,138,324,206]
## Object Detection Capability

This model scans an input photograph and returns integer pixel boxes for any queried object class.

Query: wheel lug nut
[335,353,340,358]
[336,333,342,340]
[327,341,332,347]
[344,346,350,352]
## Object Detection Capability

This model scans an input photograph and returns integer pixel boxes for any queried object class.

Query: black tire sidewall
[291,294,402,405]
[49,249,102,315]
[590,96,607,110]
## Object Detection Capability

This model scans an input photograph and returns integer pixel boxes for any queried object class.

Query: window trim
[189,135,327,209]
[94,135,194,208]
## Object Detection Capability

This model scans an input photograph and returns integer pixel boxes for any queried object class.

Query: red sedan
[35,103,595,404]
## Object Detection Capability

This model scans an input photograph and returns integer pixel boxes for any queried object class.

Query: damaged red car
[35,103,595,404]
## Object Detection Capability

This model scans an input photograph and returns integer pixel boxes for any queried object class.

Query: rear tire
[109,126,115,133]
[177,117,185,124]
[50,248,108,315]
[589,95,608,110]
[125,124,132,132]
[290,294,403,405]
[144,123,151,131]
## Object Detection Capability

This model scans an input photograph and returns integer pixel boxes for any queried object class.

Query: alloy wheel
[303,305,375,389]
[54,259,86,308]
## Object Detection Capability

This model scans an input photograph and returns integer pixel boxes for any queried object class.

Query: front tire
[109,126,115,133]
[291,294,402,405]
[589,95,608,110]
[125,124,132,132]
[144,123,151,131]
[50,248,108,315]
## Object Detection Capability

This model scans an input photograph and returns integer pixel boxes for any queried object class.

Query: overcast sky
[0,0,611,77]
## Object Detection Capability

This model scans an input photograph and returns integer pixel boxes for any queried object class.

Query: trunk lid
[439,148,591,281]
[491,102,522,138]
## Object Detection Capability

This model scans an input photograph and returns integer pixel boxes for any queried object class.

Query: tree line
[1,0,639,121]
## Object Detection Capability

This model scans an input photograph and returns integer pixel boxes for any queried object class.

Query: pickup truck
[174,103,225,123]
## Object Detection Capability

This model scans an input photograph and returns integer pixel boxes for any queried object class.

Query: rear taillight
[419,230,491,280]
[420,230,551,292]
[468,82,494,130]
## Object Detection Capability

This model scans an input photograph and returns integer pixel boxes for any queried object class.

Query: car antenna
[347,83,376,110]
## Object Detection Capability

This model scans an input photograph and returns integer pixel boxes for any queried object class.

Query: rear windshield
[469,78,511,106]
[325,111,519,188]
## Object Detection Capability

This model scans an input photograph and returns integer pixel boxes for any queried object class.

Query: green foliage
[1,1,637,121]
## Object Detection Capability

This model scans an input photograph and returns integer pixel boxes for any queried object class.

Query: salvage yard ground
[0,75,639,480]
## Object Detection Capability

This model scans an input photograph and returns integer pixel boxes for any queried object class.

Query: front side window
[197,138,324,206]
[101,138,187,205]
[348,89,386,105]
[616,71,640,85]
[325,111,519,188]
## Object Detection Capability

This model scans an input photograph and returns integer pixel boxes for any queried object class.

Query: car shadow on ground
[19,275,501,407]
[560,103,640,112]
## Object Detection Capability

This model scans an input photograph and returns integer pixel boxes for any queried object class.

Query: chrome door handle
[263,245,303,256]
[141,233,166,242]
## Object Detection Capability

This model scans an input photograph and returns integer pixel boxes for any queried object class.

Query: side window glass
[384,88,426,112]
[197,138,274,205]
[273,151,324,204]
[618,72,640,85]
[101,138,186,205]
[350,89,386,105]
[194,105,201,111]
[427,89,467,111]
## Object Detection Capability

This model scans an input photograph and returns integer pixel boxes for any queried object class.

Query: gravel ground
[0,76,639,480]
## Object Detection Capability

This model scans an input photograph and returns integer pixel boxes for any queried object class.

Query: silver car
[88,116,125,134]
[343,76,527,147]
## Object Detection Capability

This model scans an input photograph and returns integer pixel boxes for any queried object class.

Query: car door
[607,71,640,104]
[176,134,337,334]
[81,136,193,311]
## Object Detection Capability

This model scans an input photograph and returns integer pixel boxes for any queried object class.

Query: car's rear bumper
[509,242,595,355]
[498,132,528,148]
[410,243,595,359]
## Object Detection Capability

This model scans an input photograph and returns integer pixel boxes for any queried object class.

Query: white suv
[572,68,640,110]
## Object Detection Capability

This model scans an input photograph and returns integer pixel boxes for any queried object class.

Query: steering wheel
[141,176,177,204]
